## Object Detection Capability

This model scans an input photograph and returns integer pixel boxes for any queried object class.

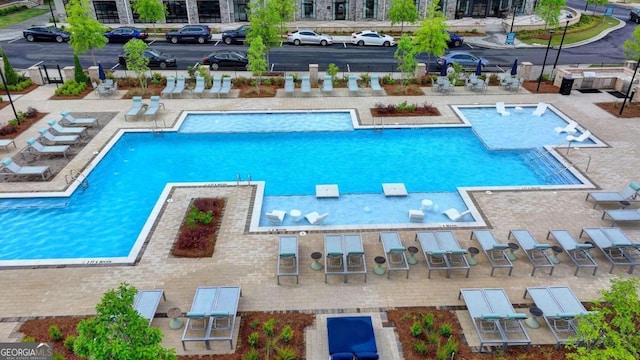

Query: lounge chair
[182,286,242,350]
[61,111,98,126]
[38,128,79,145]
[500,75,513,88]
[0,139,16,152]
[0,157,51,180]
[471,78,487,93]
[171,76,186,97]
[566,130,591,143]
[161,76,175,98]
[192,76,205,97]
[409,209,424,222]
[465,75,478,91]
[209,75,222,97]
[508,230,555,276]
[471,230,513,276]
[327,316,378,360]
[321,75,333,96]
[441,80,454,94]
[218,77,232,97]
[579,227,639,274]
[47,119,87,137]
[324,234,367,283]
[554,120,578,134]
[496,102,510,116]
[532,102,548,116]
[133,289,166,326]
[284,75,294,96]
[524,286,589,348]
[442,208,472,222]
[546,230,598,276]
[300,75,310,96]
[379,232,409,279]
[22,138,70,159]
[265,209,286,224]
[416,231,470,278]
[144,96,165,121]
[602,208,640,226]
[277,236,299,285]
[459,288,531,351]
[585,182,640,209]
[370,74,383,95]
[348,74,360,95]
[305,211,328,225]
[125,96,146,121]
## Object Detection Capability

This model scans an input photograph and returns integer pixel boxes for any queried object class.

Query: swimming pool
[0,108,596,266]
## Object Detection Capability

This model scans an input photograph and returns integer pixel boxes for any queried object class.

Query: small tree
[389,0,418,34]
[124,39,150,88]
[0,47,20,85]
[66,0,108,66]
[394,35,417,89]
[247,0,281,65]
[535,0,566,29]
[270,0,295,37]
[132,0,166,35]
[73,53,88,84]
[74,283,177,360]
[247,35,267,92]
[412,2,449,72]
[624,25,640,60]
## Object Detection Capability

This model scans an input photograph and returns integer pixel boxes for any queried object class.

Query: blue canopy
[475,60,482,76]
[511,58,518,76]
[440,60,448,76]
[98,62,106,81]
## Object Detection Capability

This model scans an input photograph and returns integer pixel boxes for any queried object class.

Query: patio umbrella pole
[619,57,640,115]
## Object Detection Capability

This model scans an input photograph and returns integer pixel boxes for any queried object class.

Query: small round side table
[507,242,519,261]
[168,307,183,330]
[310,252,323,270]
[467,247,480,266]
[550,245,563,264]
[525,306,543,329]
[407,246,419,265]
[374,256,386,275]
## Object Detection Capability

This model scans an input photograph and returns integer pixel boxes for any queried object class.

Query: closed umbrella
[98,62,106,81]
[475,60,482,76]
[440,60,448,76]
[510,58,518,76]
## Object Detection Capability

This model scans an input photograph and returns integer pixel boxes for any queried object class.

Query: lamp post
[48,0,58,28]
[0,67,20,124]
[619,57,640,115]
[552,20,570,72]
[509,6,517,33]
[537,30,555,92]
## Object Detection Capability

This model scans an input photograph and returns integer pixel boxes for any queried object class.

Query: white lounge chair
[305,211,328,225]
[321,75,333,96]
[284,75,294,96]
[409,209,425,222]
[370,74,383,94]
[300,76,310,96]
[38,128,78,145]
[443,208,472,222]
[171,76,186,97]
[219,77,232,97]
[144,96,165,121]
[0,157,51,180]
[566,130,591,143]
[47,119,87,137]
[496,102,510,116]
[23,138,70,159]
[554,120,578,134]
[125,96,146,121]
[266,210,286,224]
[209,76,222,97]
[60,111,98,126]
[161,76,175,98]
[348,74,360,95]
[192,76,205,97]
[532,102,548,116]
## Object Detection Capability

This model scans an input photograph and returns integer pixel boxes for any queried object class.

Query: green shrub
[0,78,33,92]
[410,321,423,337]
[54,81,88,96]
[0,5,27,16]
[427,331,439,345]
[263,318,276,337]
[250,319,260,328]
[382,74,396,84]
[436,337,459,360]
[422,312,435,331]
[247,331,259,346]
[53,352,66,360]
[326,63,339,80]
[48,325,63,341]
[413,340,428,355]
[243,347,260,360]
[274,346,297,360]
[73,53,88,84]
[63,335,76,350]
[21,336,35,343]
[280,324,293,342]
[185,206,213,229]
[438,323,453,337]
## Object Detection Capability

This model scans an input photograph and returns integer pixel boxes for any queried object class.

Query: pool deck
[1,80,639,357]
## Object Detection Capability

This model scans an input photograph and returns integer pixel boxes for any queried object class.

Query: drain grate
[607,90,627,98]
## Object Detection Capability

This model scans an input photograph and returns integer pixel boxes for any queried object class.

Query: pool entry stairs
[522,148,577,185]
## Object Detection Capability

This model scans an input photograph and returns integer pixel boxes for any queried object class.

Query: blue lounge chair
[370,74,383,95]
[171,76,186,97]
[379,232,409,279]
[218,77,232,97]
[277,236,298,284]
[209,76,221,97]
[585,182,640,209]
[38,128,79,145]
[192,76,205,97]
[348,74,360,95]
[416,231,470,278]
[322,75,333,96]
[125,96,145,121]
[579,227,639,274]
[602,208,640,226]
[47,119,87,137]
[327,316,379,360]
[546,230,598,276]
[300,75,310,96]
[508,230,555,276]
[161,76,175,98]
[133,289,166,326]
[471,230,513,276]
[61,111,98,126]
[22,138,70,159]
[284,75,294,96]
[0,158,51,180]
[144,96,165,121]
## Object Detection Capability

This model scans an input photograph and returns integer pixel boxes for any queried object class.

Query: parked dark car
[118,48,177,69]
[631,8,640,23]
[447,31,464,47]
[202,50,248,70]
[105,26,148,42]
[222,25,249,45]
[165,25,211,44]
[23,26,70,43]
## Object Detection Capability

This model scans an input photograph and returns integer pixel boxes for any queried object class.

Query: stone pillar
[62,66,75,82]
[87,66,99,82]
[415,63,426,80]
[309,64,318,86]
[28,66,44,85]
[520,61,533,81]
[624,60,637,71]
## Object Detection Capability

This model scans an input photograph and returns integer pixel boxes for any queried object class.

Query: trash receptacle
[560,76,574,95]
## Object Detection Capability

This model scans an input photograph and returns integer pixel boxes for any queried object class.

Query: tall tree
[394,35,417,88]
[132,0,166,35]
[583,0,607,14]
[566,277,640,360]
[247,0,281,66]
[66,0,108,66]
[535,0,565,29]
[74,283,177,360]
[270,0,295,37]
[412,2,449,72]
[0,47,20,85]
[389,0,418,34]
[124,39,150,88]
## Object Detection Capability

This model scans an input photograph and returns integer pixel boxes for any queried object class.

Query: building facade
[52,0,535,26]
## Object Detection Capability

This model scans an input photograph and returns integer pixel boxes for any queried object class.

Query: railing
[65,169,89,190]
[544,155,591,183]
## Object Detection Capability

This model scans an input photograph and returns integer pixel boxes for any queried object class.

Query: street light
[552,20,570,72]
[48,0,58,28]
[509,6,517,34]
[537,30,555,92]
[619,57,640,115]
[0,66,20,124]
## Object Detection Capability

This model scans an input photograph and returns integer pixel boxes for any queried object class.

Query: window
[233,0,249,21]
[129,1,142,23]
[198,0,221,22]
[363,0,376,19]
[93,1,119,23]
[165,0,188,23]
[302,0,315,18]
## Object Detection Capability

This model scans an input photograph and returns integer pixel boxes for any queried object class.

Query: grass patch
[0,7,50,29]
[518,15,621,46]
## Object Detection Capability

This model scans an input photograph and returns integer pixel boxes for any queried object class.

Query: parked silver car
[286,29,333,46]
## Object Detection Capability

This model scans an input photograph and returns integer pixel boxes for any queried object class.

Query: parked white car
[286,29,333,46]
[351,30,396,47]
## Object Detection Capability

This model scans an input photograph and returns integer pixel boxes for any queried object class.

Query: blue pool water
[0,110,587,263]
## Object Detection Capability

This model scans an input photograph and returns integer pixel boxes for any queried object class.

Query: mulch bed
[238,85,278,98]
[370,106,441,117]
[381,84,425,96]
[0,112,48,139]
[0,83,39,96]
[171,198,225,258]
[596,101,640,118]
[522,80,559,94]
